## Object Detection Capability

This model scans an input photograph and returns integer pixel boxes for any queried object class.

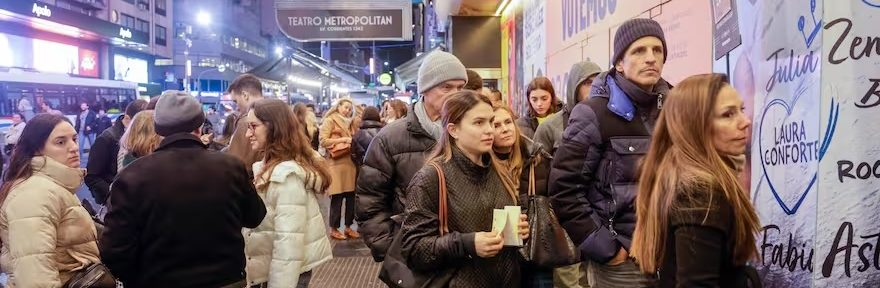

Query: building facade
[159,0,271,96]
[0,0,172,117]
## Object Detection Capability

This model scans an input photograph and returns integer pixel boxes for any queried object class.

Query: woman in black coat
[400,90,530,287]
[632,74,761,287]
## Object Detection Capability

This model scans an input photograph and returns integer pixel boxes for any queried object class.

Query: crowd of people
[0,17,761,288]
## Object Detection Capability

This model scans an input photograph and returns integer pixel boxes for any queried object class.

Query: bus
[0,69,140,129]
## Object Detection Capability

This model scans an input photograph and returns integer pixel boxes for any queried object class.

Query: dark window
[120,14,136,29]
[156,25,167,46]
[136,19,150,32]
[123,0,135,4]
[155,0,166,16]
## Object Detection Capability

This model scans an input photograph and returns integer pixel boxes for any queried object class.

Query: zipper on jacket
[606,160,619,237]
[657,93,664,110]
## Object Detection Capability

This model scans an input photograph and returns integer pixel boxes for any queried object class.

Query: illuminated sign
[79,49,99,78]
[31,3,51,18]
[114,54,149,83]
[378,73,392,86]
[0,32,99,78]
[275,0,412,41]
[119,28,132,39]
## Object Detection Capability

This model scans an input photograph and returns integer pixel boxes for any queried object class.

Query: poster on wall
[712,0,742,60]
[816,0,880,286]
[522,0,546,80]
[737,0,823,286]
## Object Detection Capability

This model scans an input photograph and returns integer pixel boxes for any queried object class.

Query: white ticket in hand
[492,206,523,247]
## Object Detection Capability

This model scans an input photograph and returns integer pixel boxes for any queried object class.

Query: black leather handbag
[64,262,117,288]
[379,163,457,288]
[520,158,580,268]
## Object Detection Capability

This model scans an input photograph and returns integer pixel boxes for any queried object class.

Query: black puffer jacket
[356,106,437,262]
[549,70,671,264]
[353,120,383,166]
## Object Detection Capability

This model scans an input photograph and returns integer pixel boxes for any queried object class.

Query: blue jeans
[79,133,96,155]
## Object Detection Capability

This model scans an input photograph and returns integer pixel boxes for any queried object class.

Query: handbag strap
[429,162,449,235]
[528,156,539,197]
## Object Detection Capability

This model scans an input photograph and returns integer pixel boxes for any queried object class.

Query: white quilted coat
[0,157,100,288]
[244,160,333,287]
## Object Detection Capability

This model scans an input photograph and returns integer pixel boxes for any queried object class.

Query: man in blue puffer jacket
[549,18,673,287]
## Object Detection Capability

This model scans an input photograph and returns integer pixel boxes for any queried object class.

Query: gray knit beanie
[153,90,206,137]
[417,51,468,94]
[613,18,667,65]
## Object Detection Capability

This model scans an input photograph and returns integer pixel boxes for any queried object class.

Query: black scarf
[613,71,668,132]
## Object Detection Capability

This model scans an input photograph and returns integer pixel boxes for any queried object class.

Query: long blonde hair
[425,90,518,204]
[120,110,162,158]
[491,105,524,191]
[631,74,759,273]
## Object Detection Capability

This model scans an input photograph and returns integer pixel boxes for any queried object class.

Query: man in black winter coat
[85,100,147,208]
[100,91,266,288]
[355,51,468,263]
[549,18,673,287]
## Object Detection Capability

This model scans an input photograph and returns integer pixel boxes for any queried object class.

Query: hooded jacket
[1,157,99,287]
[244,159,333,287]
[548,70,671,264]
[533,61,602,154]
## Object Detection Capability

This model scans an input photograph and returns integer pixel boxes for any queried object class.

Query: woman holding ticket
[400,90,529,287]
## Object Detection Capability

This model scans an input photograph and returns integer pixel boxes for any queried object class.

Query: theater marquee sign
[275,0,412,41]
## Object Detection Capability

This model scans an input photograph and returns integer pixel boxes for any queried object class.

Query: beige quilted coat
[0,156,100,287]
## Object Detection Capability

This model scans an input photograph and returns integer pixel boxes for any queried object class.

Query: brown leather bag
[328,142,351,159]
[327,116,353,159]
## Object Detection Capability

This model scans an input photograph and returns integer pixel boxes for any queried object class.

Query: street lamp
[197,11,212,26]
[184,11,211,93]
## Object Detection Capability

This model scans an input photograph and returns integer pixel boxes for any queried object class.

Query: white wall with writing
[816,0,880,285]
[738,0,823,286]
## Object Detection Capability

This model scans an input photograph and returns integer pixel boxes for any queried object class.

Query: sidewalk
[311,196,386,288]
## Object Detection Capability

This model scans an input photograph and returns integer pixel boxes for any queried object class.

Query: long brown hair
[0,114,71,204]
[252,99,331,193]
[631,74,759,273]
[525,77,560,118]
[491,105,524,190]
[426,90,518,203]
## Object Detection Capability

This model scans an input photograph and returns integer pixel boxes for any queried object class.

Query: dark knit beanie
[613,18,667,65]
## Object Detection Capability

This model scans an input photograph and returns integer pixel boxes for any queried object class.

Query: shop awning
[246,48,364,89]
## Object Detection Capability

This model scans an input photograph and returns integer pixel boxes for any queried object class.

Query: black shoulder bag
[520,156,580,268]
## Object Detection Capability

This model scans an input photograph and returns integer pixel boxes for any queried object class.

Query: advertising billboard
[113,55,149,84]
[0,32,99,77]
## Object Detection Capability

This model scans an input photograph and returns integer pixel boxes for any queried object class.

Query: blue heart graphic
[758,95,839,215]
